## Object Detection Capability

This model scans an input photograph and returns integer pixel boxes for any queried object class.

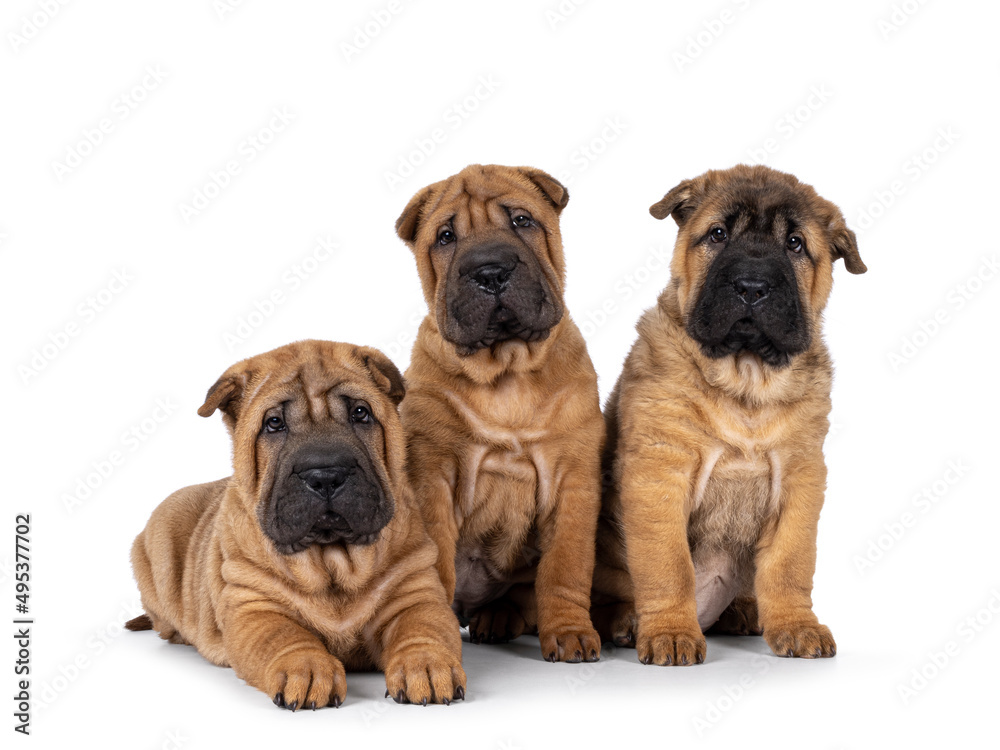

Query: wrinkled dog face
[396,165,569,355]
[651,165,866,368]
[199,341,406,554]
[253,388,393,552]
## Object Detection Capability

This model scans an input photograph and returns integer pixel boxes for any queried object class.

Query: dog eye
[264,416,285,433]
[710,227,727,243]
[350,405,372,424]
[437,229,456,246]
[787,235,804,253]
[512,214,531,228]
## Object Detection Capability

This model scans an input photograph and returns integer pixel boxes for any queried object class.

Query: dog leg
[619,445,705,666]
[220,591,347,710]
[534,466,602,663]
[754,450,836,658]
[373,578,467,705]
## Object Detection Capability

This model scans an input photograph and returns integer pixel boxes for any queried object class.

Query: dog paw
[262,649,347,710]
[708,596,763,636]
[385,650,466,705]
[610,603,637,648]
[539,626,601,663]
[636,626,706,666]
[468,599,529,644]
[764,622,836,658]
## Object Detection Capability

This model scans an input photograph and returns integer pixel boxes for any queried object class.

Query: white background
[3,0,998,747]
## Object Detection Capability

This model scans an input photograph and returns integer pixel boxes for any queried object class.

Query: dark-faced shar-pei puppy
[592,165,866,665]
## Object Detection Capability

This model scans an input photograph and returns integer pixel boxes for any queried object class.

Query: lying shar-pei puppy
[127,340,465,707]
[592,165,866,665]
[395,164,604,663]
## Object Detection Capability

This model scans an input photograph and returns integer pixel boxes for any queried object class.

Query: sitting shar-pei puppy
[395,165,605,663]
[128,340,465,708]
[592,165,866,665]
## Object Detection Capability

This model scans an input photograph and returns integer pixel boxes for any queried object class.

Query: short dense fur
[591,165,865,665]
[396,165,605,662]
[130,341,465,707]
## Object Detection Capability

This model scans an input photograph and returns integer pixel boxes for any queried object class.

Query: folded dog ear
[828,220,867,274]
[198,372,246,419]
[650,179,698,226]
[518,167,569,214]
[396,184,436,244]
[358,347,406,406]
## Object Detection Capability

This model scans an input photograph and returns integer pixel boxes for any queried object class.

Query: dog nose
[471,263,513,294]
[298,465,353,499]
[734,278,770,304]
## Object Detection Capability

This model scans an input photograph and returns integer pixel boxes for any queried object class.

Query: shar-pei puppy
[395,164,605,663]
[128,340,466,707]
[591,165,866,665]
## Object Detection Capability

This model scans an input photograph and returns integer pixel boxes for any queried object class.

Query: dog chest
[688,437,783,552]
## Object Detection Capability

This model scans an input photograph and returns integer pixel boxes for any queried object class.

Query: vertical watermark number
[13,515,32,735]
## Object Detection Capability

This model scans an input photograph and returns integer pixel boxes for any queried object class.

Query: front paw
[764,621,836,658]
[261,649,346,710]
[385,650,466,706]
[636,623,706,666]
[539,626,601,663]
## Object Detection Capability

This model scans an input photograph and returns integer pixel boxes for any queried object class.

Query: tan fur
[592,165,865,664]
[130,340,465,707]
[396,165,604,662]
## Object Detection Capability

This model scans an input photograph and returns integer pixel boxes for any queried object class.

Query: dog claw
[273,692,285,708]
[287,700,298,712]
[309,701,316,711]
[454,686,465,701]
[385,689,390,699]
[443,697,451,706]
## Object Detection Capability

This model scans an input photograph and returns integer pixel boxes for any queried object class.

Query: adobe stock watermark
[673,0,753,72]
[51,65,169,182]
[383,75,501,192]
[887,254,997,371]
[853,459,970,574]
[223,235,337,351]
[746,85,833,165]
[0,556,15,586]
[693,654,771,736]
[155,730,190,750]
[878,0,930,40]
[18,268,134,385]
[897,587,1000,705]
[554,116,627,188]
[545,0,589,30]
[33,598,145,713]
[564,644,614,695]
[177,106,295,222]
[380,305,426,362]
[213,0,248,20]
[7,0,72,54]
[61,398,179,513]
[576,243,672,340]
[340,0,408,64]
[853,127,959,236]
